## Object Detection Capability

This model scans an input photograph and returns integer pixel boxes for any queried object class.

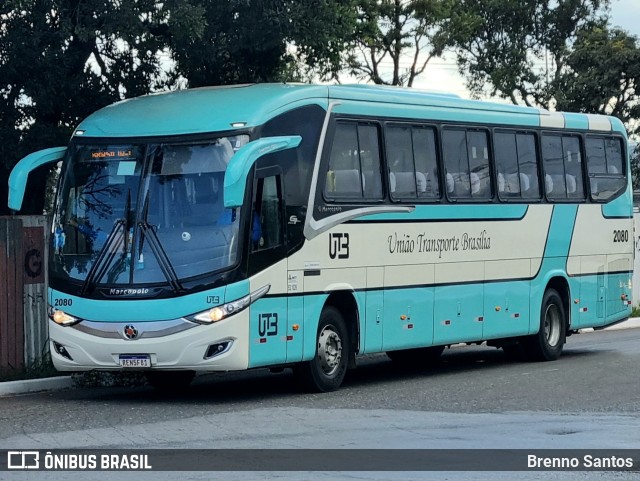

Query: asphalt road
[1,328,639,480]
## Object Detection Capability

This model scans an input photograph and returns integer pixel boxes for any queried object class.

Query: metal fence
[0,216,48,371]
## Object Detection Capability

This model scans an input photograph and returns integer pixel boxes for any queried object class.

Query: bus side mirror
[224,136,302,208]
[8,147,67,211]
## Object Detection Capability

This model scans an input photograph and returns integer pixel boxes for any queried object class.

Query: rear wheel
[523,288,566,361]
[145,370,195,391]
[297,306,349,392]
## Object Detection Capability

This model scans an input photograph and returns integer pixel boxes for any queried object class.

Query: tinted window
[443,129,490,199]
[467,131,491,198]
[443,130,470,198]
[252,175,282,251]
[562,136,584,200]
[262,105,325,206]
[586,136,626,201]
[542,135,566,199]
[516,134,541,199]
[542,134,584,201]
[386,125,440,200]
[324,122,383,200]
[358,124,383,199]
[413,127,440,198]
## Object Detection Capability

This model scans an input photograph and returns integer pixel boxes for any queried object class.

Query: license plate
[119,355,151,368]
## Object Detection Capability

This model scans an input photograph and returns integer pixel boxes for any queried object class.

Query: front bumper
[49,310,250,372]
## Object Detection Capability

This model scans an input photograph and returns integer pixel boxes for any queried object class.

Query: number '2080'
[613,230,629,243]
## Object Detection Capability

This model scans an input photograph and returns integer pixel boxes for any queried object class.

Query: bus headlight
[48,307,81,326]
[188,284,271,325]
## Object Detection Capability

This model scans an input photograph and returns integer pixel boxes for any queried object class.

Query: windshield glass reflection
[51,136,248,288]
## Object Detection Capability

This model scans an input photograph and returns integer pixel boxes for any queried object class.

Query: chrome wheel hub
[544,304,561,347]
[318,325,342,376]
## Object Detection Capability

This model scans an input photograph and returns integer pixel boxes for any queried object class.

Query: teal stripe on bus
[333,100,541,127]
[358,204,529,222]
[602,185,633,218]
[543,205,578,258]
[562,113,589,130]
[48,280,250,322]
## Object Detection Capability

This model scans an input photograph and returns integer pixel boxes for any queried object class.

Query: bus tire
[523,288,566,361]
[297,306,349,392]
[387,346,444,368]
[145,370,195,391]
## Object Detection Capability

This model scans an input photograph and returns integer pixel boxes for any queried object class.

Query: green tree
[345,0,451,86]
[632,143,640,189]
[556,26,640,129]
[167,0,357,87]
[0,0,175,212]
[447,0,610,106]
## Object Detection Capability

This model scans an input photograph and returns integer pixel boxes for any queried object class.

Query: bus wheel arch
[295,290,360,392]
[324,290,360,363]
[524,277,569,361]
[545,276,571,334]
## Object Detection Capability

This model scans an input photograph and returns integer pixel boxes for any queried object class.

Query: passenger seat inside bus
[446,172,471,197]
[497,172,531,195]
[331,169,363,197]
[389,171,426,197]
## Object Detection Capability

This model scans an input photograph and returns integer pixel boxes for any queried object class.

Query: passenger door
[247,168,290,367]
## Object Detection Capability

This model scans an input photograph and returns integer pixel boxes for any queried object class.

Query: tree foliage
[557,26,640,132]
[167,0,357,87]
[0,0,172,166]
[2,0,640,209]
[345,0,451,86]
[0,0,358,212]
[447,0,610,106]
[0,0,176,213]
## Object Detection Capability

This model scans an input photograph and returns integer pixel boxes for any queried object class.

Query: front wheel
[297,306,349,392]
[523,288,566,361]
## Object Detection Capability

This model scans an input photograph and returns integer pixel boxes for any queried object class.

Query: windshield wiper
[80,218,126,295]
[138,220,183,293]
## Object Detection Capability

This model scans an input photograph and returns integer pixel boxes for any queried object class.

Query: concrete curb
[0,376,72,397]
[1,319,639,397]
[579,317,640,333]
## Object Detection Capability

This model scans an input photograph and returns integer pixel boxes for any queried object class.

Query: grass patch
[632,305,640,318]
[0,353,60,382]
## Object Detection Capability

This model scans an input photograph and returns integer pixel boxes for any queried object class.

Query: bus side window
[324,122,383,201]
[495,132,520,198]
[494,131,541,201]
[252,175,283,251]
[443,129,491,200]
[413,127,440,198]
[386,125,416,198]
[466,131,491,199]
[358,124,383,199]
[386,125,440,200]
[562,136,584,200]
[586,136,626,201]
[443,129,471,199]
[542,135,567,199]
[516,133,541,200]
[542,134,585,201]
[325,123,362,199]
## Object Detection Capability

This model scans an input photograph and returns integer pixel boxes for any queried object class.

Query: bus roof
[75,83,627,139]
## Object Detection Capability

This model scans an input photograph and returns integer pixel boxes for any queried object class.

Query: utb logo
[258,313,278,337]
[329,233,349,259]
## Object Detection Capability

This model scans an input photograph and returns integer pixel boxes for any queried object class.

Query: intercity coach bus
[8,84,633,391]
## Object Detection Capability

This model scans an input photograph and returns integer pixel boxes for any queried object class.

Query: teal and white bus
[8,84,633,391]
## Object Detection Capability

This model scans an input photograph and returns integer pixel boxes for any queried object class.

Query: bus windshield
[52,136,249,289]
